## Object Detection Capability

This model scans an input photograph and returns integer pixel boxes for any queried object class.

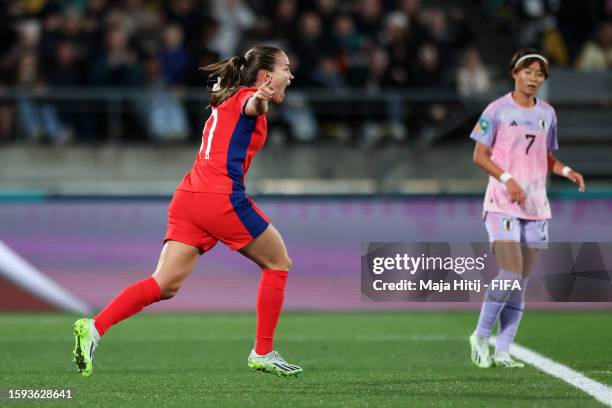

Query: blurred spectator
[158,24,192,85]
[46,41,84,138]
[291,12,324,86]
[446,7,473,52]
[122,0,163,56]
[512,0,559,49]
[312,53,344,88]
[365,48,388,91]
[576,21,612,71]
[137,56,189,141]
[421,8,453,66]
[396,0,428,46]
[354,0,384,43]
[381,11,412,87]
[271,0,299,43]
[456,47,491,97]
[163,0,210,53]
[82,0,108,47]
[89,29,141,86]
[39,8,88,68]
[14,52,71,143]
[313,0,339,45]
[186,18,221,87]
[557,1,601,64]
[333,14,369,86]
[411,43,445,87]
[314,0,338,29]
[210,0,255,58]
[1,20,41,77]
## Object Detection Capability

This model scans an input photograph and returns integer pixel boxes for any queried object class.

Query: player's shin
[93,276,162,336]
[255,269,288,355]
[475,269,521,338]
[496,277,527,353]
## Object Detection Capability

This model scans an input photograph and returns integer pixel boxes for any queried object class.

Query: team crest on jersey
[474,117,491,135]
[539,118,546,131]
[502,218,513,231]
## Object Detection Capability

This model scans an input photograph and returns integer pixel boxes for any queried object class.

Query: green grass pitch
[1,311,611,407]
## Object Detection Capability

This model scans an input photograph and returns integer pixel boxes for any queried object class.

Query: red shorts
[164,190,270,252]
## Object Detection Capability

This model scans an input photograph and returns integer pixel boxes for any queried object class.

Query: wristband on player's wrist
[562,166,572,177]
[499,172,513,184]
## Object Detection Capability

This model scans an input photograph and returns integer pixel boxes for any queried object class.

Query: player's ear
[257,69,271,84]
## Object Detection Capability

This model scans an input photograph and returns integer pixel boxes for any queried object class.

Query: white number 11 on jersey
[200,109,218,160]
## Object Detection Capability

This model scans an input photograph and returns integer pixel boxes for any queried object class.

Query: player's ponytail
[200,56,246,107]
[200,45,282,107]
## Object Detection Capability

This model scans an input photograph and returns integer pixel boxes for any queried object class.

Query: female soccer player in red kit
[72,45,303,377]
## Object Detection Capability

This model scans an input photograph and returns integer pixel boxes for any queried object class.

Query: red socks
[94,276,162,336]
[93,270,288,353]
[255,269,289,355]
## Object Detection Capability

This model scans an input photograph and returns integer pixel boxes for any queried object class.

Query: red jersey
[177,87,267,194]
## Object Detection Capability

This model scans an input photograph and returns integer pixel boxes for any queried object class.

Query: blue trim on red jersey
[226,115,256,194]
[229,194,269,238]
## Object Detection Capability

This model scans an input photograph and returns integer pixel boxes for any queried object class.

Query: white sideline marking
[490,336,612,407]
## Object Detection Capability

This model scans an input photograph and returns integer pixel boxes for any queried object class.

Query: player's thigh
[492,241,523,274]
[152,240,201,298]
[520,246,539,277]
[520,219,547,277]
[485,212,523,274]
[238,224,292,271]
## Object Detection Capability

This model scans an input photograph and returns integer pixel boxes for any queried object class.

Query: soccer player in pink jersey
[468,49,585,368]
[72,46,303,377]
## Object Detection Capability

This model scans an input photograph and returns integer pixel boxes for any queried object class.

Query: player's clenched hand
[253,78,275,101]
[506,179,526,206]
[567,170,585,192]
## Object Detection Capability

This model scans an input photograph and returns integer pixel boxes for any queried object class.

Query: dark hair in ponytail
[200,45,283,107]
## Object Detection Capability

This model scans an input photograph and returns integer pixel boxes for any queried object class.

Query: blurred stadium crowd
[0,0,610,145]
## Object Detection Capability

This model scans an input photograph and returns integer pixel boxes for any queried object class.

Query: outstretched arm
[547,151,585,192]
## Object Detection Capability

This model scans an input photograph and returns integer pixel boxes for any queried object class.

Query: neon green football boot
[493,351,525,368]
[469,333,492,368]
[248,350,303,377]
[72,318,100,377]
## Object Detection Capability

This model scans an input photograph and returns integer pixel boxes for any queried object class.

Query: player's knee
[265,255,292,272]
[160,283,182,300]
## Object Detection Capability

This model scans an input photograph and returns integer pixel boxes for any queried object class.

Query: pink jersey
[470,92,559,220]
